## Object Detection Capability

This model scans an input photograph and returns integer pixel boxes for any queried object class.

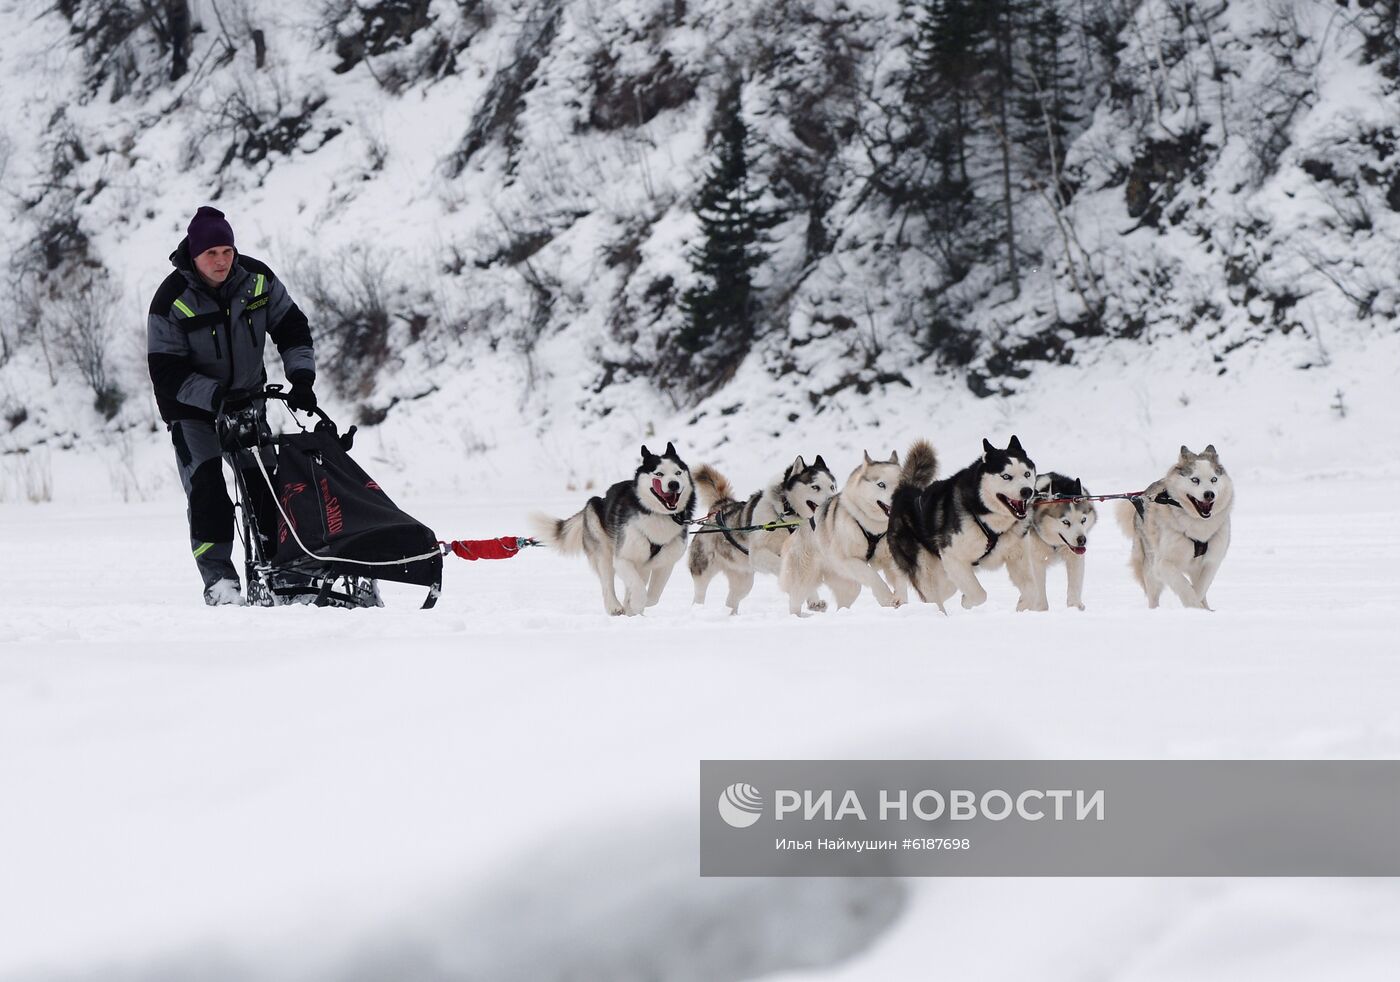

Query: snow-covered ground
[3,465,1399,979]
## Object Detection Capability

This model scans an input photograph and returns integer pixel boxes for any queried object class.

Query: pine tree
[674,80,773,395]
[1015,0,1080,190]
[908,0,989,188]
[902,0,994,280]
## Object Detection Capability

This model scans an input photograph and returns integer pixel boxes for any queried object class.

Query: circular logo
[717,783,764,828]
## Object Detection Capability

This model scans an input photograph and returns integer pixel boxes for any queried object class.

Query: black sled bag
[271,429,442,587]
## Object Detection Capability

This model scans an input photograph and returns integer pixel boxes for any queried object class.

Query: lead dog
[532,443,695,615]
[1118,445,1233,610]
[779,451,907,614]
[689,456,837,613]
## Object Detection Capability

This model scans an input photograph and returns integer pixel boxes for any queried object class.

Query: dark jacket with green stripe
[147,240,316,423]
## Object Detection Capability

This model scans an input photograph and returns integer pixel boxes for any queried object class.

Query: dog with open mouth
[779,451,907,615]
[1118,444,1234,610]
[887,436,1037,611]
[689,455,838,614]
[1006,472,1097,611]
[531,443,695,615]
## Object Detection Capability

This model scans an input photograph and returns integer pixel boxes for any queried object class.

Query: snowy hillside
[3,4,1400,979]
[1,0,1399,501]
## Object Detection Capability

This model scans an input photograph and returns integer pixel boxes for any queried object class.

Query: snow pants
[168,416,277,589]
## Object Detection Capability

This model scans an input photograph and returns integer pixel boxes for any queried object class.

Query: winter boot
[204,578,245,606]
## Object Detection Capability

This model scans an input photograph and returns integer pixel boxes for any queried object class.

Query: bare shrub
[0,450,53,504]
[59,0,195,95]
[48,270,126,419]
[105,428,155,502]
[180,70,331,184]
[319,0,489,91]
[295,244,400,397]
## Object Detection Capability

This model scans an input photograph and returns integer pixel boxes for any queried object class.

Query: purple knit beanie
[187,206,235,258]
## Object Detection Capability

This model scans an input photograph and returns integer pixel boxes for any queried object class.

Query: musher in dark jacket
[147,206,318,605]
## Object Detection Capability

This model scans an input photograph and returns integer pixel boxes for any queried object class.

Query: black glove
[221,388,254,414]
[287,373,318,413]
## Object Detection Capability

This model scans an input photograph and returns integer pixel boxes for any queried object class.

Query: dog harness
[642,514,692,559]
[1131,492,1210,558]
[716,512,750,556]
[779,496,800,534]
[853,521,885,562]
[970,512,1028,565]
[970,513,1000,565]
[709,493,801,556]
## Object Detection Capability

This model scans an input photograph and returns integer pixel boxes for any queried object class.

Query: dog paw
[806,599,828,613]
[1071,602,1086,611]
[961,594,986,610]
[607,605,625,616]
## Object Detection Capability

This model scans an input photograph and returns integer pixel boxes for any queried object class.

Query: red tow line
[439,536,543,561]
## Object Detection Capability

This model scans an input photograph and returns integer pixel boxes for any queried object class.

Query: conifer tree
[1015,0,1079,189]
[902,0,994,280]
[909,0,988,188]
[674,80,773,395]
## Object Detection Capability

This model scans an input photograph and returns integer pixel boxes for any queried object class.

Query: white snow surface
[3,430,1400,978]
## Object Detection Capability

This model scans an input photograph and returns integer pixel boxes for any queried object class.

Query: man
[147,206,319,605]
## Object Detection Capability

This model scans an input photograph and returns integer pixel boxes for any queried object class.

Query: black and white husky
[532,443,695,616]
[1118,444,1234,610]
[887,436,1038,610]
[689,455,837,613]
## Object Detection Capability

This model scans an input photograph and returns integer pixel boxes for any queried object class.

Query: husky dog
[689,456,837,613]
[779,451,907,615]
[1010,472,1097,611]
[887,436,1037,610]
[1118,445,1233,610]
[532,443,695,615]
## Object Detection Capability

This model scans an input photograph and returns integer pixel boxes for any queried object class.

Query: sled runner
[217,385,443,609]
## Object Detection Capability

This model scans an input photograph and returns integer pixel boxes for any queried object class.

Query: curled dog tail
[529,508,587,556]
[691,464,735,513]
[900,439,939,487]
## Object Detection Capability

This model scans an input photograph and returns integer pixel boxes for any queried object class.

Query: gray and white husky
[887,436,1038,610]
[1008,472,1097,611]
[779,451,907,615]
[531,443,695,616]
[1118,445,1234,610]
[689,455,837,613]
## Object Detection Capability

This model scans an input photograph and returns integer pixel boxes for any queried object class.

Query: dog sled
[217,385,443,609]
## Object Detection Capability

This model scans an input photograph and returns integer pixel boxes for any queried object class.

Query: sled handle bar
[259,384,358,448]
[218,384,357,451]
[257,383,331,426]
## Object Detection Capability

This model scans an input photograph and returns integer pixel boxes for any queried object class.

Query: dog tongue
[1071,546,1086,555]
[652,478,678,508]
